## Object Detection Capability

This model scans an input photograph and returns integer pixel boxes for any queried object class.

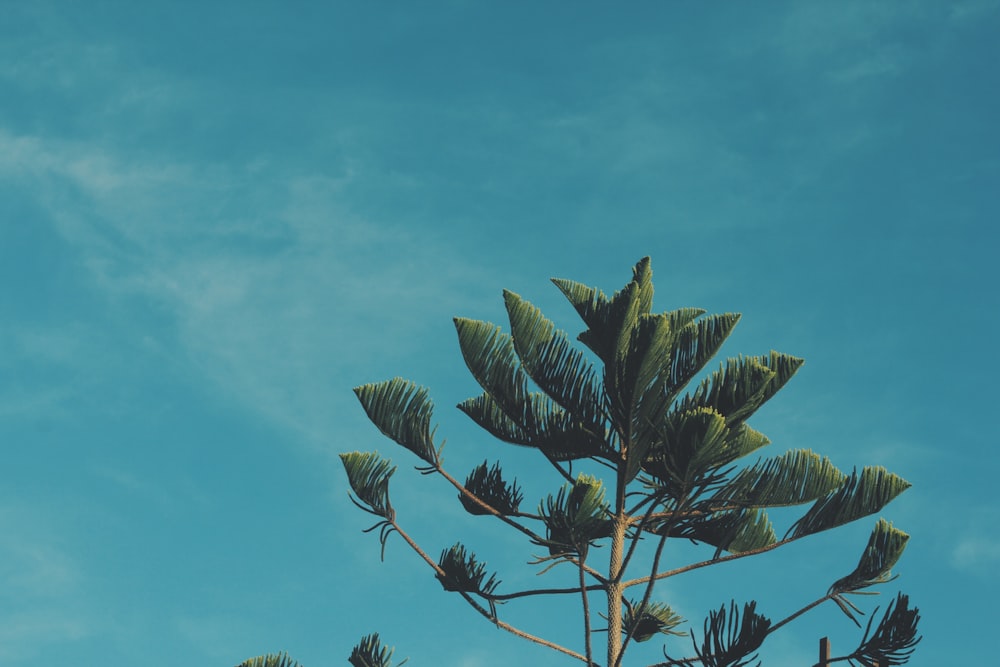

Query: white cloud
[952,537,1000,571]
[1,128,496,450]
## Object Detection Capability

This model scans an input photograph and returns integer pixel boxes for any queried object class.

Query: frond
[674,350,804,432]
[349,633,406,667]
[664,508,777,557]
[454,319,605,460]
[756,350,805,409]
[551,257,657,364]
[436,543,502,601]
[623,600,686,642]
[502,290,607,432]
[354,379,440,466]
[641,408,731,489]
[460,461,523,515]
[669,601,771,667]
[789,467,911,539]
[457,392,605,460]
[715,450,847,508]
[236,653,302,667]
[830,519,909,595]
[848,593,921,666]
[676,356,776,427]
[537,474,612,558]
[339,451,396,520]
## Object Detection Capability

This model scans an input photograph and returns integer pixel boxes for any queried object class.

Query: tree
[244,257,921,667]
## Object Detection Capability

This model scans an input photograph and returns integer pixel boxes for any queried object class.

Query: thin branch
[768,593,833,635]
[435,466,546,543]
[580,558,594,667]
[490,582,606,601]
[390,519,594,664]
[622,536,798,589]
[546,452,577,484]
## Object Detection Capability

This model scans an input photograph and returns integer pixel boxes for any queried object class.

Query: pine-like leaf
[551,257,657,364]
[830,519,909,594]
[354,379,440,466]
[236,653,302,667]
[678,601,772,667]
[756,350,805,409]
[455,319,606,459]
[537,474,612,557]
[676,356,776,427]
[460,461,523,515]
[623,600,686,642]
[349,633,405,667]
[340,451,396,520]
[457,392,605,460]
[503,290,607,433]
[850,593,921,666]
[665,508,777,556]
[641,407,731,488]
[789,467,911,539]
[716,450,847,509]
[436,542,502,598]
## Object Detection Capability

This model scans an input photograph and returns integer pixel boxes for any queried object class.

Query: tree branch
[390,519,594,664]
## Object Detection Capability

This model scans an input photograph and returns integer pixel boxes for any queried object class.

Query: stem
[391,519,593,663]
[491,583,604,601]
[580,558,594,666]
[768,594,833,635]
[615,531,669,667]
[605,463,628,667]
[435,466,546,543]
[621,536,797,589]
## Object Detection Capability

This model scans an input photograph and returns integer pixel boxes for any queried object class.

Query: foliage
[242,257,920,666]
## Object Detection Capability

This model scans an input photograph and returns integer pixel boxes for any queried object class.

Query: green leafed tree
[243,257,921,667]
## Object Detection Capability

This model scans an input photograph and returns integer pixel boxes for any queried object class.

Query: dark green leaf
[349,633,406,667]
[830,519,909,594]
[339,451,396,520]
[623,600,686,642]
[354,379,440,466]
[716,450,846,509]
[537,474,611,558]
[236,653,302,667]
[789,467,911,539]
[460,461,523,515]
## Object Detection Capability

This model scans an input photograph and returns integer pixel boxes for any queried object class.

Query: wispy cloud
[2,127,496,450]
[952,536,1000,573]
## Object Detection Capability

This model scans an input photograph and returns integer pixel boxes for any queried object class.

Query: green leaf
[850,593,921,666]
[665,508,777,556]
[503,290,607,433]
[551,257,658,365]
[236,653,302,667]
[623,600,686,642]
[455,319,605,460]
[676,357,776,427]
[789,467,912,539]
[436,542,502,597]
[642,408,731,487]
[340,451,396,520]
[460,461,523,515]
[716,450,847,508]
[354,379,440,466]
[678,601,771,667]
[349,633,406,667]
[537,474,611,558]
[457,392,605,460]
[830,519,910,594]
[756,350,805,409]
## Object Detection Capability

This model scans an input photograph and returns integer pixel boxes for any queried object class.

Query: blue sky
[1,1,997,665]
